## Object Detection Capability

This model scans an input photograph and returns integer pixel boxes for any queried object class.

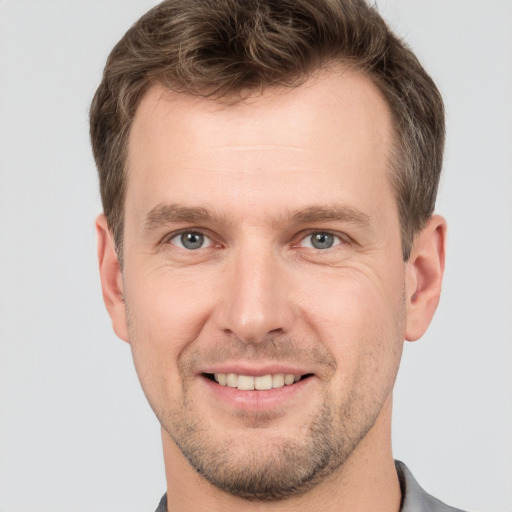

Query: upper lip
[199,363,312,377]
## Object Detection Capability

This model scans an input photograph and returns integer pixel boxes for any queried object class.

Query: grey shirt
[395,461,467,512]
[154,461,467,511]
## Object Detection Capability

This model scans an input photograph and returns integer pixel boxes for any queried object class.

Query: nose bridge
[216,237,291,343]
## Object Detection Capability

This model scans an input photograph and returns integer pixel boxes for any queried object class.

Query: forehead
[125,68,395,225]
[130,68,393,157]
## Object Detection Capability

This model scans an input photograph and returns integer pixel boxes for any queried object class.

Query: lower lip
[201,375,313,411]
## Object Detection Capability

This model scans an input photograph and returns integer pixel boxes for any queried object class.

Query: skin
[97,68,446,511]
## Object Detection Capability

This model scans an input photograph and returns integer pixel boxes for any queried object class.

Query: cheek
[123,268,218,398]
[126,266,217,340]
[294,267,405,379]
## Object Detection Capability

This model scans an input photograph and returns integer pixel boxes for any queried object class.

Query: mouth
[203,372,314,390]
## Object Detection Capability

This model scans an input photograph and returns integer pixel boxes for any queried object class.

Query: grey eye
[309,232,336,249]
[172,232,207,250]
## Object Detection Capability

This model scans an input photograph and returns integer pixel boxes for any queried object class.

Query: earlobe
[405,215,446,342]
[95,214,130,342]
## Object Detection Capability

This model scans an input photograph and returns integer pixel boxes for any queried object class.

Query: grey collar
[396,460,467,512]
[155,461,467,512]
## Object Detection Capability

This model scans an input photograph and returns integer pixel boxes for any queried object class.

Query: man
[90,1,465,510]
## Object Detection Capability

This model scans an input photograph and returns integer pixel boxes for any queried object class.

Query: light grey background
[0,1,510,511]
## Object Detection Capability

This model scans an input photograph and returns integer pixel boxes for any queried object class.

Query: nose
[213,243,294,344]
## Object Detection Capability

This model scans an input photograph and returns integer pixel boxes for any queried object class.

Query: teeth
[255,374,272,390]
[237,375,255,390]
[272,373,285,388]
[213,372,302,390]
[284,374,295,385]
[226,373,238,387]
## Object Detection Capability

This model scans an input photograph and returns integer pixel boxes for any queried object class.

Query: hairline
[112,66,415,265]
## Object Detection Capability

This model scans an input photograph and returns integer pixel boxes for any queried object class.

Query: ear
[95,214,130,342]
[405,215,447,341]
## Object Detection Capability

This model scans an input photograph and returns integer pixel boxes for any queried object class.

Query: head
[90,0,444,264]
[91,0,446,504]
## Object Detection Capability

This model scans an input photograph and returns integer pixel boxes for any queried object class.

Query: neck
[161,398,401,512]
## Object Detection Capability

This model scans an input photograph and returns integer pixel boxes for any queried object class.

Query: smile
[207,373,311,390]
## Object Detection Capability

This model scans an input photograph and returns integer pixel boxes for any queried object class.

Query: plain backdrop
[0,1,511,511]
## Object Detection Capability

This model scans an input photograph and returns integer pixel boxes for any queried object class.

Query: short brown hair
[90,0,444,262]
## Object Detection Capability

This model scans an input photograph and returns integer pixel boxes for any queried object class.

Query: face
[103,70,414,500]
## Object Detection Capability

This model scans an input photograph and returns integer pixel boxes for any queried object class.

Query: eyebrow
[142,203,228,232]
[287,205,370,227]
[142,202,371,233]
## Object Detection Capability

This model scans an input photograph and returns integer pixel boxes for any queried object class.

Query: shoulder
[154,493,167,512]
[396,460,469,512]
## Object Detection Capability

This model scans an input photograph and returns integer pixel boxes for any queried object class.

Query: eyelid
[160,228,349,250]
[163,228,215,249]
[294,230,347,249]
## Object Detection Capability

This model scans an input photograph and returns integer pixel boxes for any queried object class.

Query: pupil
[312,232,334,249]
[181,232,203,250]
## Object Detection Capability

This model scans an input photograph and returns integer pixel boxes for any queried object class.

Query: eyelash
[164,229,347,251]
[166,230,216,250]
[296,231,344,250]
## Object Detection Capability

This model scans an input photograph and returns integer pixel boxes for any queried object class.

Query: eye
[300,232,342,250]
[169,231,212,250]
